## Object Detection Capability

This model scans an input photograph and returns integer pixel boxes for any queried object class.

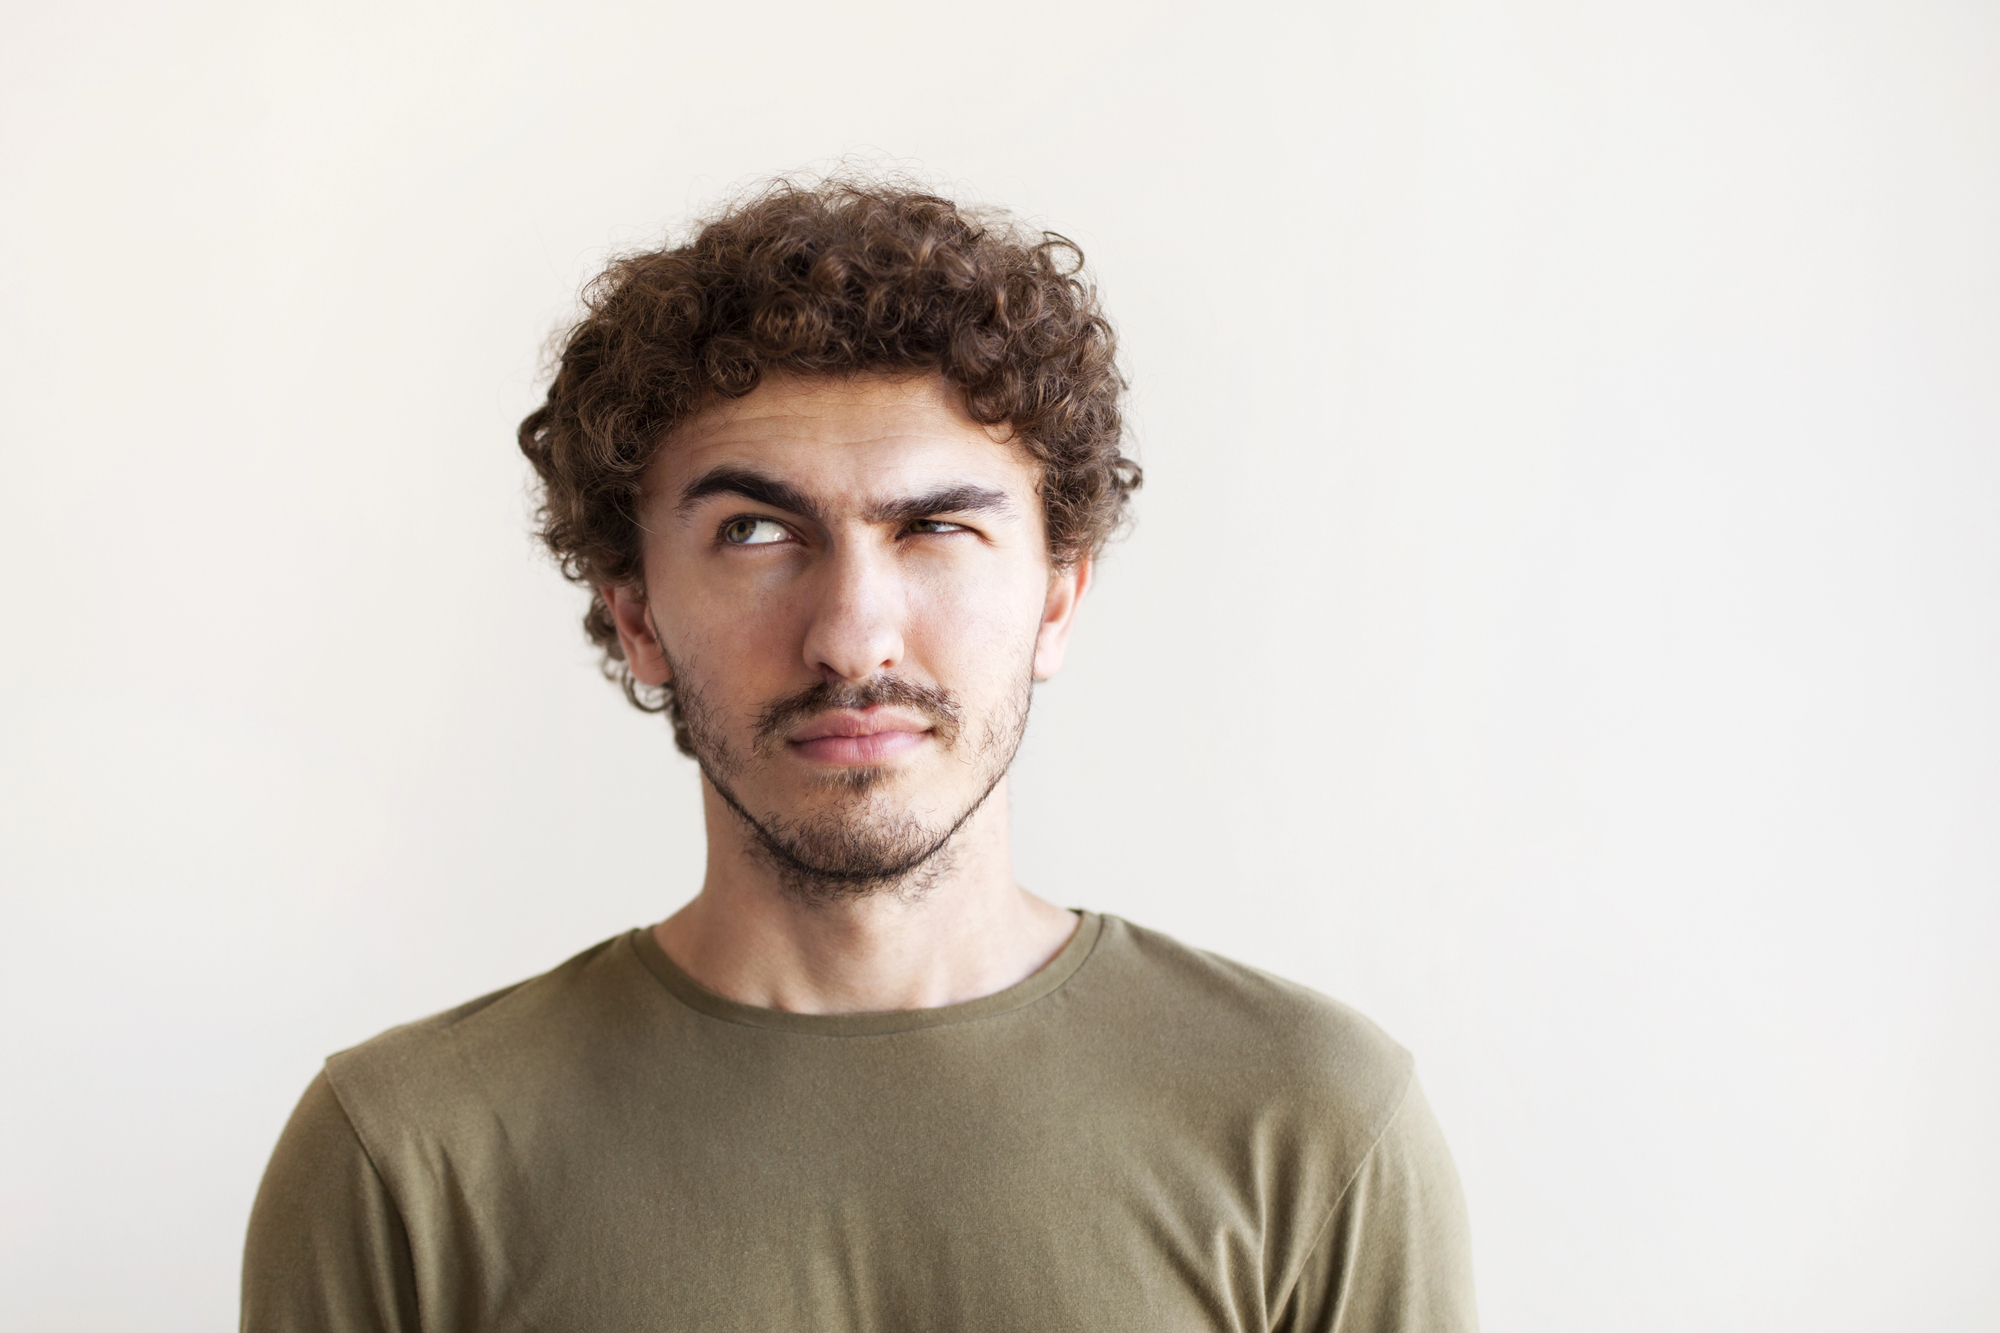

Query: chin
[808,764,896,794]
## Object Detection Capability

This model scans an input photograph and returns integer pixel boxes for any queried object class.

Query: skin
[603,371,1090,1015]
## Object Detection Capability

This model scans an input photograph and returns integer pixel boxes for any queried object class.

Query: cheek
[905,562,1047,679]
[649,566,808,686]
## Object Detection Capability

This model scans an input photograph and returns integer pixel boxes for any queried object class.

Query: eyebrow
[677,468,1015,528]
[865,484,1015,527]
[677,467,823,524]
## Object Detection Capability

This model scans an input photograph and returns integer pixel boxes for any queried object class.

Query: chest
[391,1058,1293,1333]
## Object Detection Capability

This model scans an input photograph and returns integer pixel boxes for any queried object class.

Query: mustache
[752,676,964,752]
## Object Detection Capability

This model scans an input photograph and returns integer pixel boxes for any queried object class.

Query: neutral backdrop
[4,1,1996,1328]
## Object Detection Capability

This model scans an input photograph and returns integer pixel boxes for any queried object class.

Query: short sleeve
[1274,1076,1478,1333]
[242,1071,421,1333]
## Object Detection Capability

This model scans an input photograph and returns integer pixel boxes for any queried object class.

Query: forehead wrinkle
[648,382,1039,533]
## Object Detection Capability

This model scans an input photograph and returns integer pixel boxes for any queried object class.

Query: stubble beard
[668,653,1035,907]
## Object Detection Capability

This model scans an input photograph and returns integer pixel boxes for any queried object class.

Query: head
[518,178,1139,902]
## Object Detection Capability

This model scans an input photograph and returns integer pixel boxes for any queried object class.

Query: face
[603,372,1089,902]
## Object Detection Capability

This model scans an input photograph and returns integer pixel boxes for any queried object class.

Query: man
[243,179,1477,1332]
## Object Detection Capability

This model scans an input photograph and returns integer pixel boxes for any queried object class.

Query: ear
[1032,556,1092,681]
[601,583,672,687]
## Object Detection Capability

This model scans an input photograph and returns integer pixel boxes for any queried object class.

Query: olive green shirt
[244,913,1475,1331]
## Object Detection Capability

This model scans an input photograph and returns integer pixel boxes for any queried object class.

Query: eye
[906,519,967,535]
[720,516,790,546]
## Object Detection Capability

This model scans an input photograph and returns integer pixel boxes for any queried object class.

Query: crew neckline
[628,910,1104,1036]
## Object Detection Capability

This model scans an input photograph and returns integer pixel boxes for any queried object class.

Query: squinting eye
[908,519,966,535]
[721,517,789,546]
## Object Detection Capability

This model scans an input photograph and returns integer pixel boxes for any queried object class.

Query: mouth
[785,707,934,766]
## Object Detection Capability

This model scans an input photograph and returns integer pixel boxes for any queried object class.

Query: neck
[653,774,1079,1014]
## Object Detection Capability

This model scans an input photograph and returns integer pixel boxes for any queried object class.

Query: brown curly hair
[517,177,1140,740]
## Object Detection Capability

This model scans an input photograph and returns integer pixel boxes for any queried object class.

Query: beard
[667,654,1034,906]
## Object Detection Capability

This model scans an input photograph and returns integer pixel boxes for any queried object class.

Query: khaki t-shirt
[244,913,1475,1332]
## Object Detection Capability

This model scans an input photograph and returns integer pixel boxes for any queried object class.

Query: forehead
[647,372,1038,503]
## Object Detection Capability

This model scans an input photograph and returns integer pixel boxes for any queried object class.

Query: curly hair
[517,176,1140,743]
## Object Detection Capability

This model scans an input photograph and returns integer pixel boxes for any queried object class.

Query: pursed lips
[786,707,934,765]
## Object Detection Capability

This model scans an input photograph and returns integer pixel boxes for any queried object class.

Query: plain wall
[3,1,1996,1328]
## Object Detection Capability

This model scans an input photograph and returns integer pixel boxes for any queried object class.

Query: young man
[243,181,1477,1331]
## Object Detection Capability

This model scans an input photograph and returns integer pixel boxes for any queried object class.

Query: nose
[799,539,906,683]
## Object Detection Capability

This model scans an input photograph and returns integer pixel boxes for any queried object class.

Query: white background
[3,1,1996,1328]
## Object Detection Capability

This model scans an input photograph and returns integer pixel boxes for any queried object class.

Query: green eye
[722,517,787,545]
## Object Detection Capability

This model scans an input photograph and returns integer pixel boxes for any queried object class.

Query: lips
[786,707,932,765]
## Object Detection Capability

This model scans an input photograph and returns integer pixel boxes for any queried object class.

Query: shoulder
[1073,915,1417,1135]
[321,931,654,1157]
